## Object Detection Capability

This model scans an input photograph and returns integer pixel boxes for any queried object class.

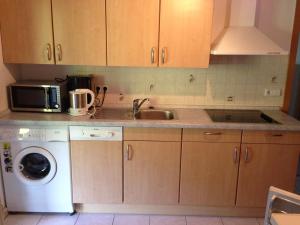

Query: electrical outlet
[226,96,234,102]
[264,89,271,96]
[103,85,108,91]
[95,85,101,94]
[264,88,282,97]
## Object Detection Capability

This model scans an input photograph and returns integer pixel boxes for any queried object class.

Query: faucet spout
[133,98,149,116]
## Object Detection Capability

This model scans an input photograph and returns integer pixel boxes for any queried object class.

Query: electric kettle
[68,89,95,116]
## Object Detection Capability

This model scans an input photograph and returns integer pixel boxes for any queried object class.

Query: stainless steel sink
[134,109,175,120]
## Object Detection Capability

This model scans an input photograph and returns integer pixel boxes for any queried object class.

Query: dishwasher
[69,126,123,204]
[69,126,122,141]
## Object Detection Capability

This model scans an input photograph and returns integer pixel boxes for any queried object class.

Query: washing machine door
[13,146,57,185]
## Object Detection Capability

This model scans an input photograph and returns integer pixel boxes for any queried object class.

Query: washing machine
[0,126,74,213]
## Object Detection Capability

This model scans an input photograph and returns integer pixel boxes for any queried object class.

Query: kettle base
[68,108,88,116]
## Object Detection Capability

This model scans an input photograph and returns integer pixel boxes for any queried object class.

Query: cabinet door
[0,0,54,64]
[236,144,299,207]
[180,142,239,206]
[71,141,122,203]
[124,141,181,204]
[107,0,160,67]
[52,0,106,65]
[159,0,213,68]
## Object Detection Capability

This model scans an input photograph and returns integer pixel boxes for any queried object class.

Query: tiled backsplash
[20,55,289,108]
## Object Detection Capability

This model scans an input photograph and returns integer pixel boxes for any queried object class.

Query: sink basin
[134,110,175,120]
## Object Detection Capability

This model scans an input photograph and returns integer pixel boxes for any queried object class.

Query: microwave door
[11,86,48,111]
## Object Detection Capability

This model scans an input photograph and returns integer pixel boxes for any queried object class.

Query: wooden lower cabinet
[71,141,123,203]
[236,144,300,207]
[180,142,239,206]
[123,141,181,204]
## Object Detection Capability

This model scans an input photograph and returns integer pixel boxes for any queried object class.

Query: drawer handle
[57,44,62,61]
[151,47,156,64]
[244,147,249,163]
[203,132,222,136]
[271,134,283,137]
[161,47,167,64]
[46,43,52,61]
[89,132,114,138]
[233,147,239,164]
[126,144,133,160]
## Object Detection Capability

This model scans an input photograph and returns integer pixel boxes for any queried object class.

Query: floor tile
[256,218,265,225]
[5,214,42,225]
[114,215,149,225]
[186,216,222,225]
[76,213,114,225]
[37,213,78,225]
[150,216,186,225]
[222,217,259,225]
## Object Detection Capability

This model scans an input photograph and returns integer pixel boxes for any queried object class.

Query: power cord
[94,86,107,108]
[94,86,102,107]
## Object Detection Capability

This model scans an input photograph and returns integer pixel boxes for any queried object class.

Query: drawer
[124,128,182,141]
[242,131,300,144]
[182,129,242,142]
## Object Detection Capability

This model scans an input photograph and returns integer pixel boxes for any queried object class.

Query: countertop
[271,213,300,225]
[1,108,300,131]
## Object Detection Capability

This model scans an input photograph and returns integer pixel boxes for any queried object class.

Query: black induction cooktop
[205,109,280,124]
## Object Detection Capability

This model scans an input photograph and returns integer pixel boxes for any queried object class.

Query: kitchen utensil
[68,89,95,116]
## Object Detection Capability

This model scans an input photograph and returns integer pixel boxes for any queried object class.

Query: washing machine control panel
[0,127,68,142]
[2,143,12,173]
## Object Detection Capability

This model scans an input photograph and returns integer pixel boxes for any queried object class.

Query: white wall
[256,0,296,51]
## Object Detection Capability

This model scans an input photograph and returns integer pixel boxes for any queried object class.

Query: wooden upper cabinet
[107,0,160,67]
[52,0,106,66]
[0,0,54,64]
[159,0,213,68]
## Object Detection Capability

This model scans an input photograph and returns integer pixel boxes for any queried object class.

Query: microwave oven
[9,81,67,112]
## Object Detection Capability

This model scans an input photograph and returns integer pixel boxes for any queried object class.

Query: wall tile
[20,55,289,108]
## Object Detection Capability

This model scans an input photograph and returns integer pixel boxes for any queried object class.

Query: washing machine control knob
[5,166,12,173]
[4,158,11,164]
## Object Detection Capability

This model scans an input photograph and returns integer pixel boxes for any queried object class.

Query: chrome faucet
[133,98,149,116]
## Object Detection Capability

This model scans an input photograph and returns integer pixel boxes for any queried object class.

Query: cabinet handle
[126,144,133,160]
[244,147,249,162]
[57,44,62,61]
[203,132,222,136]
[151,47,156,64]
[271,134,283,137]
[233,147,239,164]
[46,43,52,61]
[161,47,167,64]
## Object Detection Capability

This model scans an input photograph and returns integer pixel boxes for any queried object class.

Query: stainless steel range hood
[210,0,296,55]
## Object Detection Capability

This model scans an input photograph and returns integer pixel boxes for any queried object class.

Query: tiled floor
[4,214,265,225]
